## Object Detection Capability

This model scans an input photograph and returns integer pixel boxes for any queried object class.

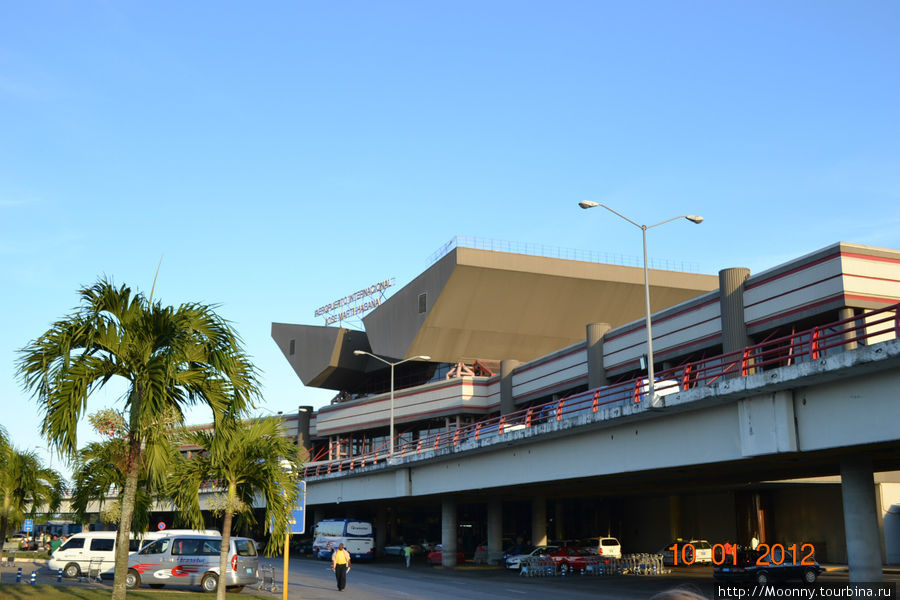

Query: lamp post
[353,350,431,457]
[578,201,704,407]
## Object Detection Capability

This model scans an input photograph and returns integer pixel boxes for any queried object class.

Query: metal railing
[303,303,900,478]
[427,235,702,272]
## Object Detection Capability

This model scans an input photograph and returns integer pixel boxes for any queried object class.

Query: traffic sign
[23,519,33,533]
[288,481,306,534]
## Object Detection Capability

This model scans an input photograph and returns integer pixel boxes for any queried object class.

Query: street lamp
[352,350,431,457]
[578,201,704,407]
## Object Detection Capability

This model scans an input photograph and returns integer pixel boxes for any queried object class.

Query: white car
[658,539,713,565]
[594,537,622,559]
[505,545,559,569]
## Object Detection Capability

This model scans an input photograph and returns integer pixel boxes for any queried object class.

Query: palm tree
[68,409,179,536]
[170,416,300,600]
[0,443,65,549]
[18,279,259,600]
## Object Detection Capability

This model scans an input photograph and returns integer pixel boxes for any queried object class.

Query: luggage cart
[87,559,103,583]
[257,565,278,592]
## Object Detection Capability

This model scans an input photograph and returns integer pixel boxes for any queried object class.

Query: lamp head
[685,215,704,224]
[353,350,366,356]
[417,355,431,361]
[578,200,599,209]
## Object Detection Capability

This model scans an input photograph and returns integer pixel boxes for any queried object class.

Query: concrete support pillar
[669,495,682,541]
[296,406,313,454]
[500,360,520,415]
[554,500,566,540]
[841,455,883,581]
[532,496,547,546]
[487,497,503,565]
[375,505,387,558]
[586,323,611,389]
[839,307,859,351]
[442,497,458,568]
[719,268,752,378]
[719,268,751,352]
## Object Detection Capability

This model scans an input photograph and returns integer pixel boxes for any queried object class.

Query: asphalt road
[3,555,898,600]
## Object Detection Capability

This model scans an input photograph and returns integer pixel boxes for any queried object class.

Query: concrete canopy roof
[274,247,719,391]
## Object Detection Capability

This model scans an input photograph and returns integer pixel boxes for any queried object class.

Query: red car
[549,546,598,573]
[426,544,465,566]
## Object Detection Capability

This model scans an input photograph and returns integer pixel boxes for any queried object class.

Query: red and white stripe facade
[312,243,900,439]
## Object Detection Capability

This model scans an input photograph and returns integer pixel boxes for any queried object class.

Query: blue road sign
[289,481,306,534]
[23,519,33,533]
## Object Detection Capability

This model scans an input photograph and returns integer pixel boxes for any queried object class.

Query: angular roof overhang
[274,247,719,391]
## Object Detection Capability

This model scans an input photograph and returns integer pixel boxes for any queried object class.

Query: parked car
[502,544,534,564]
[714,547,821,584]
[425,544,465,565]
[505,545,559,570]
[658,539,713,565]
[581,537,622,559]
[549,546,598,573]
[290,537,314,555]
[126,534,259,592]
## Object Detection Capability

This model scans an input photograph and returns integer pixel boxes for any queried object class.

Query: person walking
[331,543,351,591]
[403,544,412,568]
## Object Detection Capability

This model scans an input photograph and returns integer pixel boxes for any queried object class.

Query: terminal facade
[272,239,900,568]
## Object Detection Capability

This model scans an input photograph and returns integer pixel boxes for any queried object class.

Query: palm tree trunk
[0,513,9,555]
[111,438,142,600]
[217,483,236,600]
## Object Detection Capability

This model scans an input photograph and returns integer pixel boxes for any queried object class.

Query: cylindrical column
[586,323,611,389]
[442,497,458,567]
[668,495,682,542]
[719,268,751,378]
[375,505,387,558]
[841,455,883,581]
[296,405,313,453]
[839,307,859,351]
[719,268,751,353]
[500,360,520,415]
[487,497,503,565]
[532,496,547,547]
[554,500,566,540]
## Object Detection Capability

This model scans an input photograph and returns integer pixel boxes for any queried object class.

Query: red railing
[303,303,900,478]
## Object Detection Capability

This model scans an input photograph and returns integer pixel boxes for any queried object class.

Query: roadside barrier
[16,567,22,583]
[58,568,63,582]
[30,569,36,584]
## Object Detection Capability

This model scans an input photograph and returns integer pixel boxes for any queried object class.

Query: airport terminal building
[272,238,900,565]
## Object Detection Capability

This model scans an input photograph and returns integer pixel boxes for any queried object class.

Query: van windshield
[59,538,85,551]
[139,539,170,555]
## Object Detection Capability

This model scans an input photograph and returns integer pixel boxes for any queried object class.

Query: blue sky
[2,1,898,478]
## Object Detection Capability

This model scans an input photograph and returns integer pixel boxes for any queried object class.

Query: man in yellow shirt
[330,543,351,591]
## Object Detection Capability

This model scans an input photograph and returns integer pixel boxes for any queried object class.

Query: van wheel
[803,568,818,584]
[226,586,245,593]
[63,563,81,578]
[201,573,219,593]
[125,569,141,589]
[756,571,769,584]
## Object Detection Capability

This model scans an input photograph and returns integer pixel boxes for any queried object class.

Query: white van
[126,534,259,592]
[582,536,622,558]
[49,529,219,578]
